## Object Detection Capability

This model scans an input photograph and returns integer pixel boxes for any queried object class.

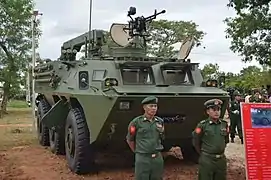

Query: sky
[34,0,260,73]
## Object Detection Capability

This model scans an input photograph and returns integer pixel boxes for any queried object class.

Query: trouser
[230,117,243,139]
[134,152,164,180]
[198,152,227,180]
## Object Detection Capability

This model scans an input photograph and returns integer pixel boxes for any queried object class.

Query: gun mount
[125,7,166,44]
[59,7,166,61]
[110,7,165,48]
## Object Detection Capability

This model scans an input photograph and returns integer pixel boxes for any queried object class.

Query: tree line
[0,0,270,114]
[201,63,271,93]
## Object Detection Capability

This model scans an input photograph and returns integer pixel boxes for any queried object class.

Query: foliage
[148,20,205,57]
[225,0,271,66]
[0,0,41,112]
[201,63,271,91]
[200,63,220,79]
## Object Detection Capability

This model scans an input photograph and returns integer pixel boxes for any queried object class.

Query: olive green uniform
[192,99,229,180]
[229,100,243,143]
[249,95,265,103]
[126,96,165,180]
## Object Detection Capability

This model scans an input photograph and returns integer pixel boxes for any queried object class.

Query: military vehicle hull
[34,6,230,174]
[36,85,229,174]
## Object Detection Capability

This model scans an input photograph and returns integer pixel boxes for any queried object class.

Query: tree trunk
[0,82,10,118]
[1,92,8,112]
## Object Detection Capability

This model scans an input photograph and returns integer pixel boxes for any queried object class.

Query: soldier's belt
[137,152,160,158]
[201,151,225,159]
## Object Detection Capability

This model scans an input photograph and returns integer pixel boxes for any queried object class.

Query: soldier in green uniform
[192,99,229,180]
[126,96,165,180]
[229,90,243,144]
[249,90,265,103]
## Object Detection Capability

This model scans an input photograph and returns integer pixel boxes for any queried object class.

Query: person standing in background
[244,90,251,103]
[229,91,243,144]
[249,90,265,103]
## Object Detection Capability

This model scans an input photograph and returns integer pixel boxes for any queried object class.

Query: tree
[0,0,41,113]
[237,66,264,90]
[225,0,271,66]
[147,20,205,57]
[201,63,221,79]
[200,63,270,92]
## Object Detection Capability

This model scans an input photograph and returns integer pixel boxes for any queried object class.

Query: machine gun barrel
[144,10,166,22]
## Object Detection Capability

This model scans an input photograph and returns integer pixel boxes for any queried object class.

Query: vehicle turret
[59,7,166,61]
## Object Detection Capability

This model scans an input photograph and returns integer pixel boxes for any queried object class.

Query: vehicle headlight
[119,101,130,110]
[104,78,118,87]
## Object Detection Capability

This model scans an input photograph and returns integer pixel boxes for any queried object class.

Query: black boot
[241,138,243,144]
[231,138,234,143]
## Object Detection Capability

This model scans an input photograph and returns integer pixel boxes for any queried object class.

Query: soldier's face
[143,104,157,116]
[235,95,241,101]
[207,107,221,119]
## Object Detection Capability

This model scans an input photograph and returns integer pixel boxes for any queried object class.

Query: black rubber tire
[37,99,50,146]
[65,108,96,174]
[182,145,199,164]
[49,128,65,155]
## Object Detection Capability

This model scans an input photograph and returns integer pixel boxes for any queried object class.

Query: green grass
[0,126,37,151]
[7,100,29,108]
[0,108,33,125]
[0,108,37,151]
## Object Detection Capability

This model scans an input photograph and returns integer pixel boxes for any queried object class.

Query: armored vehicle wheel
[49,127,65,155]
[65,108,96,174]
[261,118,270,126]
[182,145,199,164]
[37,99,50,146]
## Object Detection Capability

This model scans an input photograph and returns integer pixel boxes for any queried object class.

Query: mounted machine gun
[59,7,166,61]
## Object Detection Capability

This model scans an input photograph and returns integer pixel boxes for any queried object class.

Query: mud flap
[41,99,69,129]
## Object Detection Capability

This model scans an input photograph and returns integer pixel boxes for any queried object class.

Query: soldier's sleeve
[126,119,137,142]
[157,117,165,140]
[192,121,205,154]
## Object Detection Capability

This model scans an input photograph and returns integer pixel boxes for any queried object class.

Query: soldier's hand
[233,110,238,114]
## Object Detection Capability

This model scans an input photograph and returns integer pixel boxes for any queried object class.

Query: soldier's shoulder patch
[195,127,202,134]
[199,120,207,124]
[155,116,164,123]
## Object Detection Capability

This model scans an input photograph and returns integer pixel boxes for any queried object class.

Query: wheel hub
[66,127,75,157]
[50,129,55,142]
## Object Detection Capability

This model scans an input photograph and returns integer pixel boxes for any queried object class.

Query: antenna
[88,0,93,58]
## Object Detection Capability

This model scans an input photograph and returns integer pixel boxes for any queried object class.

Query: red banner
[241,103,271,180]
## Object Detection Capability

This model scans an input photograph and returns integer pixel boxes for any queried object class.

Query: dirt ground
[0,108,246,180]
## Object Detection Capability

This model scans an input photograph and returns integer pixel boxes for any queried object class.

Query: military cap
[141,96,158,105]
[204,99,223,109]
[233,90,241,96]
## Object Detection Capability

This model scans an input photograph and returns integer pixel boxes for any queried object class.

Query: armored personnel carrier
[251,108,271,126]
[34,7,229,174]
